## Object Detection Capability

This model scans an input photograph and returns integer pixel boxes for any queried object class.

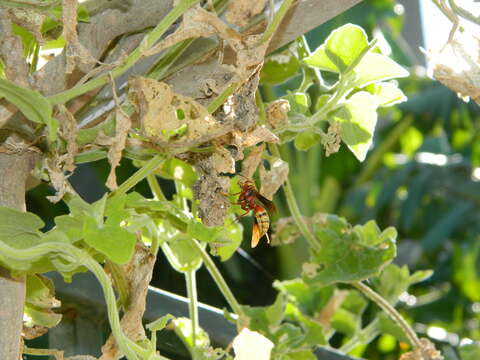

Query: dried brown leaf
[399,338,443,360]
[58,106,78,173]
[62,0,95,73]
[266,99,290,129]
[241,125,279,147]
[22,324,48,340]
[143,7,242,57]
[100,243,156,360]
[129,77,232,154]
[271,217,300,246]
[98,109,131,191]
[323,121,342,157]
[241,143,265,179]
[259,157,288,200]
[45,158,75,203]
[225,0,268,27]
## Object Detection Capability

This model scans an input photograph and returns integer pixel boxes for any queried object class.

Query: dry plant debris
[225,0,268,27]
[100,243,156,360]
[62,0,96,73]
[430,31,480,105]
[259,156,288,200]
[129,77,232,154]
[399,338,443,360]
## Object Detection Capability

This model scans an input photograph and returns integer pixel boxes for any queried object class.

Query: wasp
[234,177,275,248]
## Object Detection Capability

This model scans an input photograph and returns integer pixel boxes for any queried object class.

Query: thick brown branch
[0,143,38,360]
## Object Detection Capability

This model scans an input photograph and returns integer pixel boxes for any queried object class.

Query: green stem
[47,0,200,105]
[269,144,321,253]
[191,239,244,317]
[206,82,238,114]
[147,174,168,201]
[113,155,165,197]
[352,281,420,348]
[185,270,199,358]
[257,0,295,45]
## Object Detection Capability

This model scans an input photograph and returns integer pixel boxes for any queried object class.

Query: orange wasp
[234,176,276,248]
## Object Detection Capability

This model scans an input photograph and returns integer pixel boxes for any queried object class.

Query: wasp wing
[255,193,276,214]
[251,222,261,248]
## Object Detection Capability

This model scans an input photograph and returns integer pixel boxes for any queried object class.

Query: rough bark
[0,151,38,360]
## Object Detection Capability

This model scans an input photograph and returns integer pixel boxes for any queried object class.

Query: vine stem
[269,143,321,253]
[47,0,200,105]
[352,281,421,348]
[191,239,245,317]
[257,0,295,45]
[185,270,199,359]
[113,155,165,197]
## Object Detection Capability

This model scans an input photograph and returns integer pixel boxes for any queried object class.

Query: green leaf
[304,24,369,73]
[349,53,409,88]
[261,51,301,85]
[303,215,396,286]
[241,294,287,334]
[84,216,136,264]
[162,234,202,273]
[156,158,197,188]
[0,78,57,140]
[332,91,378,162]
[284,92,311,115]
[294,131,321,151]
[372,264,432,304]
[459,343,480,360]
[209,220,243,261]
[187,221,223,243]
[25,274,59,309]
[24,303,62,328]
[367,82,407,107]
[53,215,83,242]
[0,207,44,270]
[274,278,334,316]
[147,314,175,332]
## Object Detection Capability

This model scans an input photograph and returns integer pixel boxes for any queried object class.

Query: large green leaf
[0,78,57,139]
[304,24,369,73]
[332,91,378,161]
[303,215,396,286]
[350,53,409,88]
[162,234,203,273]
[83,216,136,265]
[261,50,301,85]
[0,206,44,270]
